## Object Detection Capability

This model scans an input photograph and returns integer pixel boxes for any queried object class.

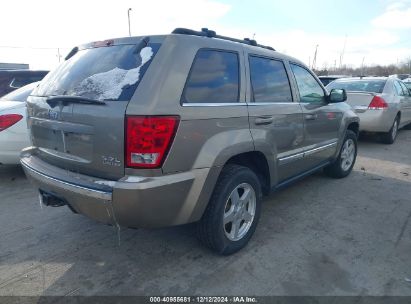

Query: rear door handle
[305,114,318,120]
[255,116,273,125]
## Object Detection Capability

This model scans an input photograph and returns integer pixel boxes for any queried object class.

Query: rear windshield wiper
[46,95,107,107]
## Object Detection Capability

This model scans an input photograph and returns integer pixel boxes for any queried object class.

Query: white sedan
[0,82,38,165]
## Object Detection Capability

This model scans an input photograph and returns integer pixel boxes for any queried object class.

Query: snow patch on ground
[95,180,117,187]
[75,46,154,100]
[123,176,145,183]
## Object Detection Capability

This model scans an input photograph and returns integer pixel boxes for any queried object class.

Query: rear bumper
[0,129,30,165]
[0,151,21,165]
[21,149,216,228]
[354,108,397,133]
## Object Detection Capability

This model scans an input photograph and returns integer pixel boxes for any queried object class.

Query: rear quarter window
[182,49,240,104]
[10,75,44,88]
[0,82,38,102]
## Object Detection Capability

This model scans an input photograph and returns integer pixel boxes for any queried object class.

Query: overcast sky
[1,0,411,70]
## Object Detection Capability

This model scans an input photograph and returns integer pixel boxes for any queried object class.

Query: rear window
[33,43,160,101]
[183,49,239,103]
[0,82,38,102]
[327,79,386,93]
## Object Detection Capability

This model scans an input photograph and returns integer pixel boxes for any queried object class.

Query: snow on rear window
[74,47,154,100]
[33,43,161,101]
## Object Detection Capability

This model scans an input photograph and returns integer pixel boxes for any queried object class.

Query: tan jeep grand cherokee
[21,28,359,255]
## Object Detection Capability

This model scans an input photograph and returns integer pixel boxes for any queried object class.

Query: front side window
[183,49,239,103]
[290,64,325,103]
[249,56,292,103]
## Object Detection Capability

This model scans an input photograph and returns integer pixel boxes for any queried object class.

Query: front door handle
[255,116,273,125]
[305,114,318,120]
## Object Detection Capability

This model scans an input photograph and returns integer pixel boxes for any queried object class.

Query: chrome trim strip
[248,102,296,106]
[182,102,246,107]
[304,142,338,157]
[278,151,304,165]
[38,147,90,163]
[278,141,338,165]
[277,146,311,159]
[182,101,298,107]
[21,159,112,201]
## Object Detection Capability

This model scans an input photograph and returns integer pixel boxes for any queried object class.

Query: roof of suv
[169,28,305,66]
[72,28,305,68]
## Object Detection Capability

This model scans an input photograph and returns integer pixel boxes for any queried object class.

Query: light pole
[312,44,318,70]
[127,8,132,37]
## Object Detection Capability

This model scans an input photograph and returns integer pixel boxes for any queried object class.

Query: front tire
[197,164,262,255]
[324,130,357,178]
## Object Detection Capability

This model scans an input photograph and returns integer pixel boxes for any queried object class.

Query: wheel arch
[225,151,271,196]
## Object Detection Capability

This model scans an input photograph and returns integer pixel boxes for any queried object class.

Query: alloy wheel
[340,138,356,172]
[223,183,256,241]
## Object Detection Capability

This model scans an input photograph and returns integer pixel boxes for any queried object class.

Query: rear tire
[324,130,357,179]
[381,116,399,144]
[197,164,262,255]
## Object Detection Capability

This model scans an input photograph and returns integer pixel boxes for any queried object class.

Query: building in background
[0,63,29,70]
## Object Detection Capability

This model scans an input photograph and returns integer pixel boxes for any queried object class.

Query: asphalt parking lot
[0,130,410,296]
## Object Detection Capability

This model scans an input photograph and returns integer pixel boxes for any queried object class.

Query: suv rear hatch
[27,38,161,180]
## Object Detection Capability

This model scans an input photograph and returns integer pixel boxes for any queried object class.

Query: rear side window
[394,81,405,96]
[0,82,38,102]
[290,64,325,103]
[249,56,292,103]
[183,49,239,103]
[399,81,411,96]
[10,75,45,88]
[33,42,161,101]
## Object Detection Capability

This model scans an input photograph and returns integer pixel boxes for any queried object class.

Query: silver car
[327,77,411,144]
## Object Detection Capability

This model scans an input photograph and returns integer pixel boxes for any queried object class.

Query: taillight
[0,114,23,132]
[368,96,388,109]
[126,116,179,168]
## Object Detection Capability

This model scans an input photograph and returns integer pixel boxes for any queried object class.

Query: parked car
[389,74,410,80]
[318,75,348,86]
[327,77,411,144]
[0,82,39,164]
[21,28,359,255]
[0,70,48,98]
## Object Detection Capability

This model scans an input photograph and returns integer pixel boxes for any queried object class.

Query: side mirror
[328,88,347,103]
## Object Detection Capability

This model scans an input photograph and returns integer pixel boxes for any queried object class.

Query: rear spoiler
[65,36,156,61]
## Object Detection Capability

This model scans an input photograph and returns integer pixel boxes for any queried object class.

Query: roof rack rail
[172,28,275,51]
